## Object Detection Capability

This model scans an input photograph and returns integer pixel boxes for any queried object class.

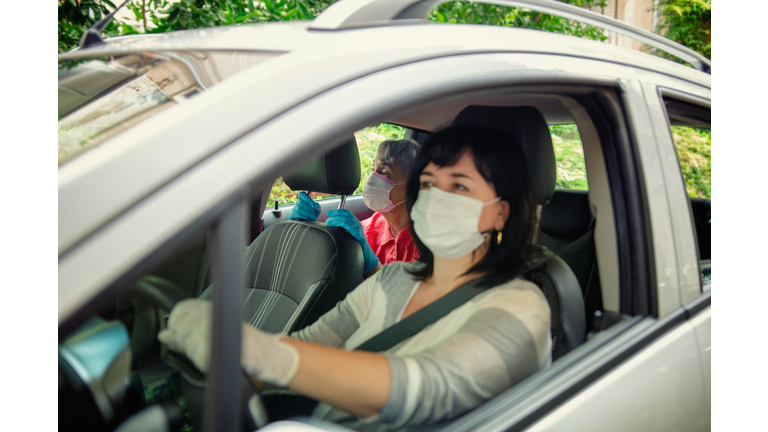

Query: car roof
[58,18,712,254]
[60,20,710,89]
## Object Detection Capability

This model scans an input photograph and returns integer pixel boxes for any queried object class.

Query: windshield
[58,50,283,166]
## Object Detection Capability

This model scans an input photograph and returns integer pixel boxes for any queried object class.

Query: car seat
[201,137,365,334]
[453,105,586,359]
[690,197,710,261]
[540,189,603,333]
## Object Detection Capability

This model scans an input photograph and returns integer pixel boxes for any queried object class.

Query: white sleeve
[377,300,551,426]
[290,272,379,347]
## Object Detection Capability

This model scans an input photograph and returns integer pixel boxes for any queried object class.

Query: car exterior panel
[614,76,682,317]
[522,317,708,432]
[641,81,708,306]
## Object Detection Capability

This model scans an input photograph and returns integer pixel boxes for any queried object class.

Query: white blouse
[291,261,552,431]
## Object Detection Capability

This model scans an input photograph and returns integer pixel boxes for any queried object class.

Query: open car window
[550,124,587,191]
[661,96,711,290]
[268,123,406,208]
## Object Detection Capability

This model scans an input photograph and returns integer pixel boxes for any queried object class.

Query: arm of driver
[281,337,391,418]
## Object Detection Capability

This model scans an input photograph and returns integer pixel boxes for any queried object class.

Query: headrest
[453,106,556,205]
[541,189,594,237]
[283,137,361,195]
[690,197,711,227]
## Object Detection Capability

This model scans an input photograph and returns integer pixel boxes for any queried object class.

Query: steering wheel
[122,276,268,430]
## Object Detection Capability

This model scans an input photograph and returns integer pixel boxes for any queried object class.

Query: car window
[550,124,588,190]
[268,123,406,207]
[269,122,584,208]
[59,225,217,432]
[661,96,711,288]
[58,51,283,166]
[670,126,711,200]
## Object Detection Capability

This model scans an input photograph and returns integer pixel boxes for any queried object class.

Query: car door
[444,67,711,432]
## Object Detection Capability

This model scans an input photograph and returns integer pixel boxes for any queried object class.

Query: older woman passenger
[289,139,421,277]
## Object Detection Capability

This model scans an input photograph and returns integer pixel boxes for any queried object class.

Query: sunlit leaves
[654,0,710,61]
[58,1,338,51]
[427,1,609,42]
[58,0,123,52]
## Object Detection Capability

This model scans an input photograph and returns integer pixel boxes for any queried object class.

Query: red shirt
[360,212,420,265]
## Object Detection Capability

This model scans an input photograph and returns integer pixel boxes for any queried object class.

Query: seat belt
[355,278,486,353]
[356,229,597,353]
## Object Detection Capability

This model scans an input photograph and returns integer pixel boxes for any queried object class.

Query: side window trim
[655,86,711,305]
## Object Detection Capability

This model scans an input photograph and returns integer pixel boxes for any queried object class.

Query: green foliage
[58,1,337,51]
[653,0,711,62]
[671,126,710,199]
[59,0,612,53]
[58,0,122,52]
[353,123,406,195]
[429,0,608,41]
[117,0,337,34]
[550,125,588,190]
[267,123,405,208]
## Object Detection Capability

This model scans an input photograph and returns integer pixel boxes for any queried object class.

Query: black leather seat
[540,189,602,334]
[202,137,365,334]
[541,190,595,291]
[690,197,710,261]
[453,105,586,359]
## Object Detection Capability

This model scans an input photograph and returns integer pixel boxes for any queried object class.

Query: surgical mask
[411,188,501,259]
[363,172,406,213]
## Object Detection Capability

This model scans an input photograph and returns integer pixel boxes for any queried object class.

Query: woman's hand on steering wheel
[158,299,301,387]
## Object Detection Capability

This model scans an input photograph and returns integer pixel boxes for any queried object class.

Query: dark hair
[405,125,538,287]
[376,139,419,177]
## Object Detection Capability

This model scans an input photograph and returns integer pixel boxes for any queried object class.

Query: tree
[58,0,122,52]
[655,0,711,60]
[118,0,337,35]
[429,0,608,41]
[59,0,610,52]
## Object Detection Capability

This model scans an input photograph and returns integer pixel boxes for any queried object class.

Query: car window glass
[550,124,588,190]
[59,226,216,432]
[58,51,282,166]
[670,126,711,200]
[661,96,711,287]
[268,123,406,207]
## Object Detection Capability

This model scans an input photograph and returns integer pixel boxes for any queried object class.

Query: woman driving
[159,125,552,430]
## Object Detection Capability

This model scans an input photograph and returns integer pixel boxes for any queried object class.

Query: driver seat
[453,105,586,360]
[201,137,365,334]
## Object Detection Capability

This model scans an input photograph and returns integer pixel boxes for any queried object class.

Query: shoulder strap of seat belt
[357,228,597,353]
[355,277,487,352]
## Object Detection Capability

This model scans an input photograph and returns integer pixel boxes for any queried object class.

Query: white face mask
[363,172,406,213]
[411,188,501,259]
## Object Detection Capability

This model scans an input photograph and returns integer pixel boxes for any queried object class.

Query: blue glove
[326,209,379,273]
[288,192,321,221]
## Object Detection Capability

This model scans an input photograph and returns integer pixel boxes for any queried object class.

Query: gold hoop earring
[496,231,502,245]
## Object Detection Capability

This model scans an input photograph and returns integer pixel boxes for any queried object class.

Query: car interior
[58,88,711,432]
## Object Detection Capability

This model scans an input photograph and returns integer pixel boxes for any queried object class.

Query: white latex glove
[158,299,213,371]
[241,323,300,387]
[158,299,300,387]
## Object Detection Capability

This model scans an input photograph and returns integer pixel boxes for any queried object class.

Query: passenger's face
[418,150,509,233]
[373,156,408,207]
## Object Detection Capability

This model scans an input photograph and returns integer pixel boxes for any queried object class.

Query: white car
[58,1,711,431]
